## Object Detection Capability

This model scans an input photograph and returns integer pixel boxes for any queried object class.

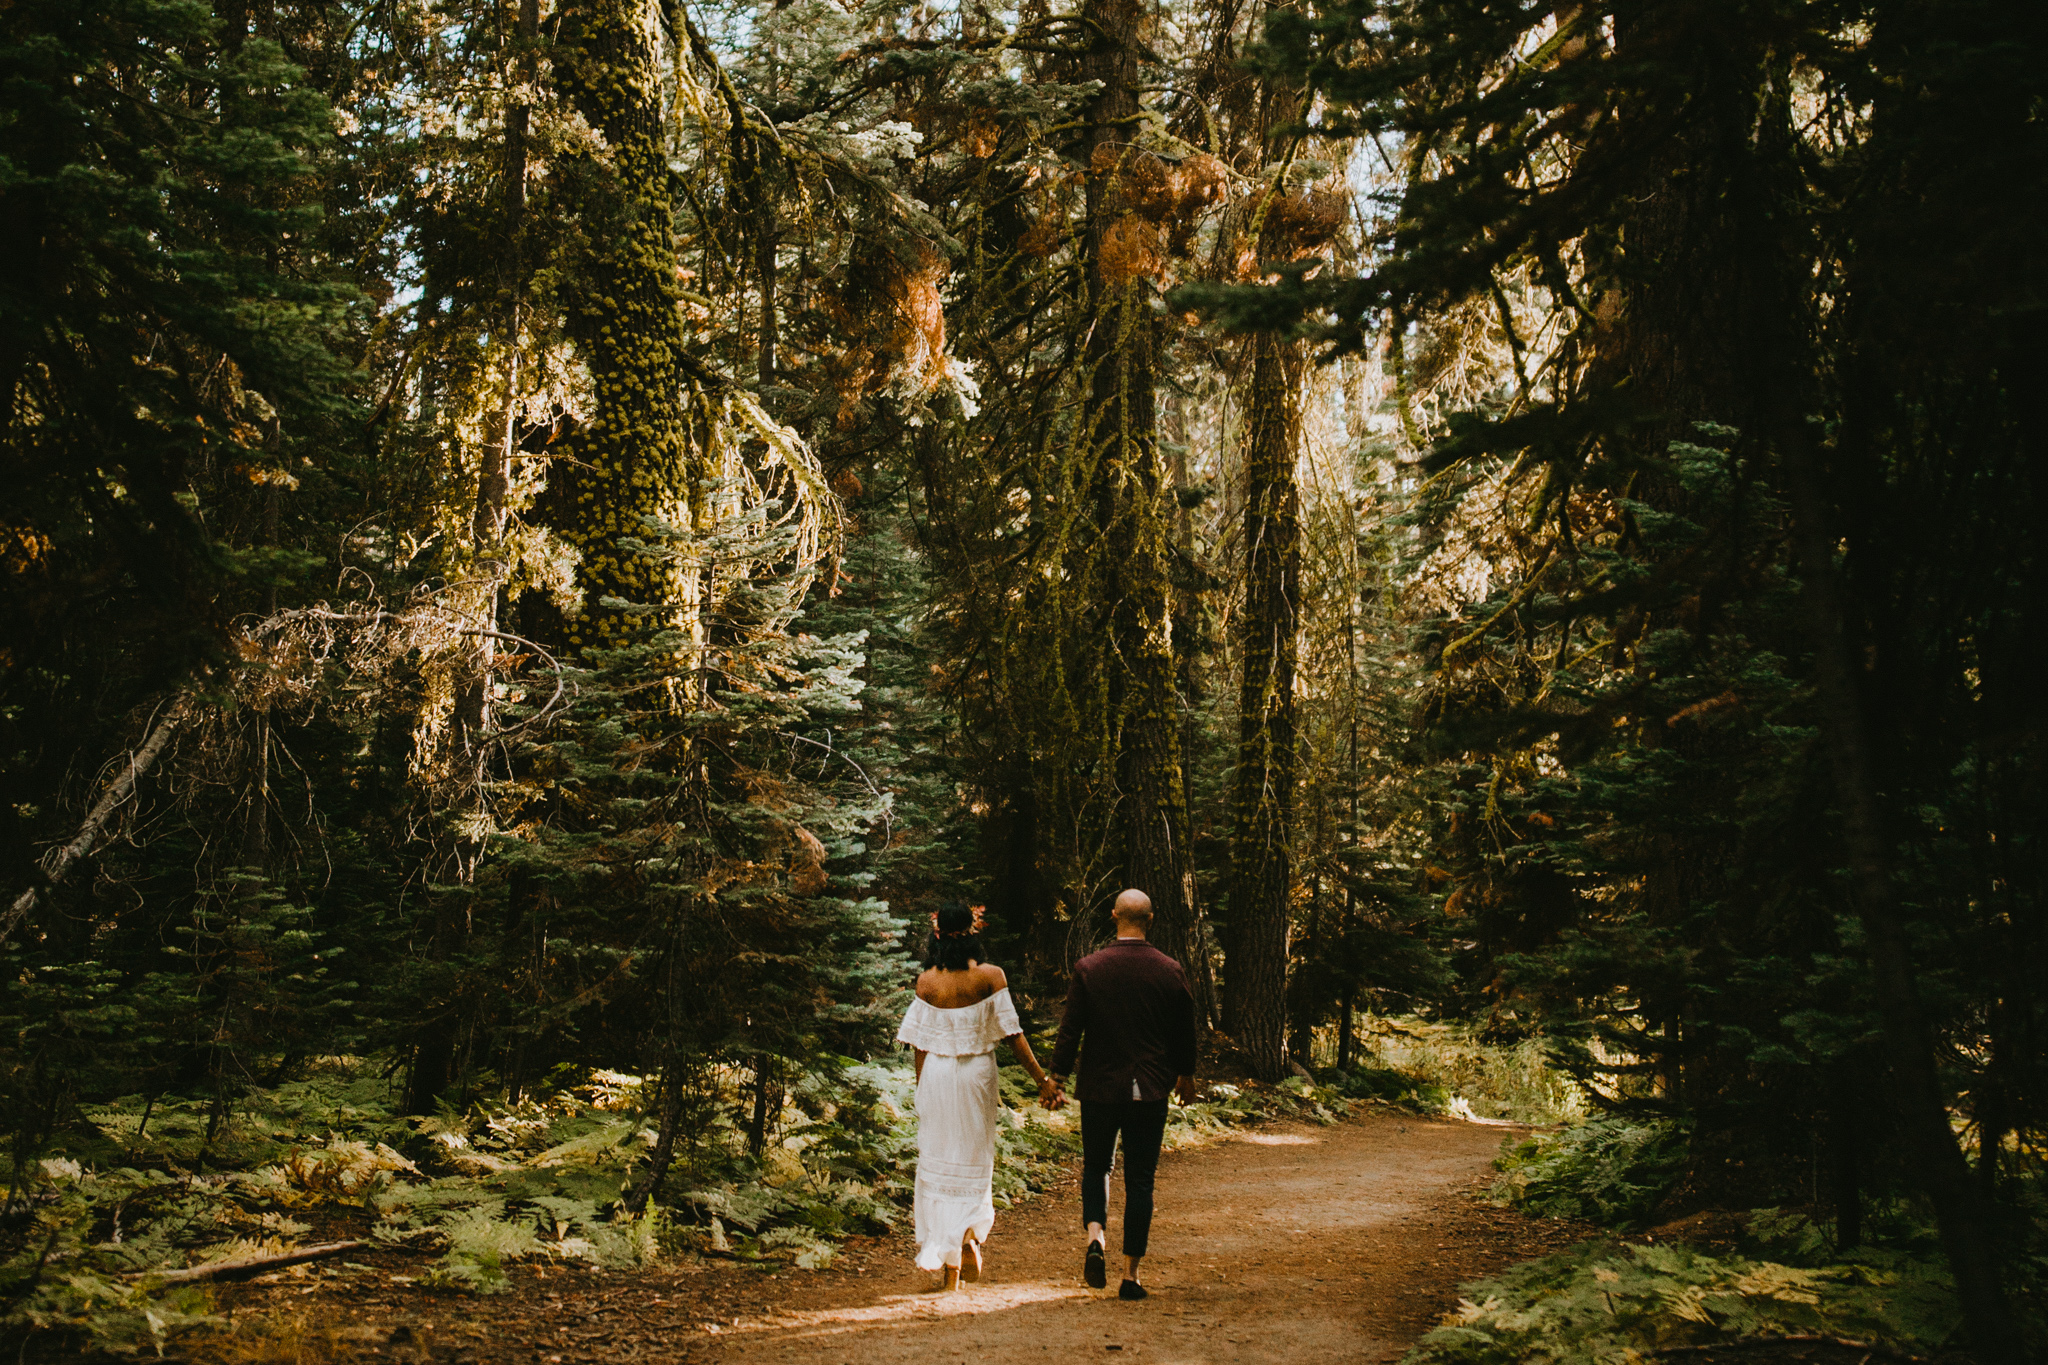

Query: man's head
[1112,888,1154,936]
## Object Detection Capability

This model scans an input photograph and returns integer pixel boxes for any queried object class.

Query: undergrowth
[1404,1232,1965,1365]
[1,1046,1374,1356]
[1491,1118,1691,1227]
[1448,1120,2048,1363]
[1350,1017,1588,1125]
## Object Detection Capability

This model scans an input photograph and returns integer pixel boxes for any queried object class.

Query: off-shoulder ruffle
[895,987,1022,1056]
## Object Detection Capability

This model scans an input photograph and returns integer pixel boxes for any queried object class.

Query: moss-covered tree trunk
[1080,0,1211,1023]
[1227,330,1302,1079]
[408,0,699,1116]
[553,0,699,654]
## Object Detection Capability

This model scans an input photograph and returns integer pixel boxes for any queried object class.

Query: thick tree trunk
[1227,331,1302,1079]
[1336,991,1355,1071]
[553,0,697,654]
[1778,420,2029,1361]
[1828,1064,1863,1252]
[747,1054,774,1157]
[1080,0,1211,1025]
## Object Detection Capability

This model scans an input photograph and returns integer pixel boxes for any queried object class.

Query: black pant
[1080,1098,1169,1257]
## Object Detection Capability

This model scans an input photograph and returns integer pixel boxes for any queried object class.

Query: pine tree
[1190,0,2044,1352]
[1228,327,1303,1076]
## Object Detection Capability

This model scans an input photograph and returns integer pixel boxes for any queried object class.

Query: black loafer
[1119,1279,1148,1301]
[1085,1241,1107,1289]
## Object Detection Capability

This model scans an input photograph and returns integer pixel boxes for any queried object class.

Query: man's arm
[1170,968,1199,1103]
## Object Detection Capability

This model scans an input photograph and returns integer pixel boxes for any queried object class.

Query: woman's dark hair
[923,901,988,972]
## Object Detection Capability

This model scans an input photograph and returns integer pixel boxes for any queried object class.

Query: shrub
[1492,1118,1690,1227]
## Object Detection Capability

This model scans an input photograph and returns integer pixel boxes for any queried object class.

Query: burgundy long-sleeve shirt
[1049,938,1199,1103]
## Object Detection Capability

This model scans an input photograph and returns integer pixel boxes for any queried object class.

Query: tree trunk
[1079,0,1211,1025]
[244,485,278,874]
[1778,420,2028,1360]
[1829,1064,1863,1252]
[621,1064,691,1215]
[747,1054,771,1157]
[1227,331,1302,1079]
[553,0,699,654]
[409,5,542,1113]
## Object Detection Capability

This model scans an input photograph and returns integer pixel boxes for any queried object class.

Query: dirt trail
[691,1109,1584,1365]
[202,1109,1590,1365]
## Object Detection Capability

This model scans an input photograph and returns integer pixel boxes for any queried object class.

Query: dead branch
[137,1239,371,1285]
[248,604,575,736]
[2,689,196,945]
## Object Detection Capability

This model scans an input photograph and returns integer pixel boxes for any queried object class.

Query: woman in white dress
[895,902,1062,1289]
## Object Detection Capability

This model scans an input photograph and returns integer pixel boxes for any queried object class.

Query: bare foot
[961,1239,983,1283]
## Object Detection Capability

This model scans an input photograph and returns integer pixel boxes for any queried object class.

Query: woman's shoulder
[976,962,1008,991]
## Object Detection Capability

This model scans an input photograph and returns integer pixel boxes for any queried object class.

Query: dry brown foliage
[1017,174,1079,258]
[1100,214,1168,287]
[1176,153,1231,215]
[1091,145,1234,228]
[961,108,1001,159]
[1229,186,1348,280]
[1018,212,1064,258]
[1,524,52,574]
[1081,146,1237,286]
[822,239,951,427]
[789,825,829,895]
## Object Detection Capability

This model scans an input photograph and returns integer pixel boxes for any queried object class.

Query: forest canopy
[1,0,2041,1357]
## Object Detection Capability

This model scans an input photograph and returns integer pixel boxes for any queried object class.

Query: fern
[1491,1120,1690,1227]
[1408,1239,1961,1365]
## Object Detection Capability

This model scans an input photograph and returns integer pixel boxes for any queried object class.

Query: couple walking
[894,889,1198,1298]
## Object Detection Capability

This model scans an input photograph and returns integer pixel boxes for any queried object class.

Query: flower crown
[930,905,987,939]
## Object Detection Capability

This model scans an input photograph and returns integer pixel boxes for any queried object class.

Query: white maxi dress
[895,988,1022,1270]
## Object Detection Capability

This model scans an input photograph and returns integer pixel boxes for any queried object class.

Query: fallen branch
[138,1240,370,1285]
[698,1246,785,1265]
[1651,1335,1922,1362]
[2,689,196,945]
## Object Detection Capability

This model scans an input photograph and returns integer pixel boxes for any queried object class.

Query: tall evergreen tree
[1192,0,2045,1352]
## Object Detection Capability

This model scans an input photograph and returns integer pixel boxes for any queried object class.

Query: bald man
[1044,889,1199,1300]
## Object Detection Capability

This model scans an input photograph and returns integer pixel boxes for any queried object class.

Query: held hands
[1174,1075,1199,1106]
[1037,1075,1067,1110]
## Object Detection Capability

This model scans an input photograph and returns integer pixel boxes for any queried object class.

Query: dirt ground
[690,1109,1586,1365]
[198,1107,1597,1365]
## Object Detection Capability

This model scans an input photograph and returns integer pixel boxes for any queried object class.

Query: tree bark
[553,0,698,654]
[1778,421,2029,1361]
[472,0,537,553]
[1227,330,1302,1079]
[461,0,539,760]
[1079,0,1212,1024]
[1829,1064,1863,1252]
[411,2,543,1111]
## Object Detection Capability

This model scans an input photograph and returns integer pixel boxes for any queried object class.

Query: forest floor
[193,1108,1594,1365]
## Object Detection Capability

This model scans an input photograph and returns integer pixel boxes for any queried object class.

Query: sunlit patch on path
[722,1280,1090,1341]
[1235,1133,1317,1145]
